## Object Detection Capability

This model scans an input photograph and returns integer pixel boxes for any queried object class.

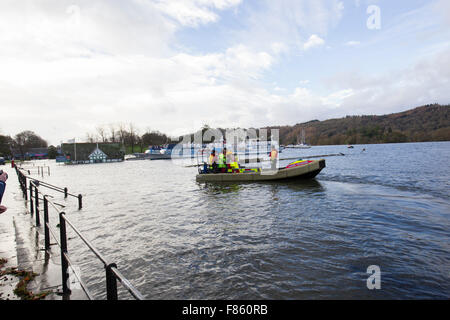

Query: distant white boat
[285,129,311,149]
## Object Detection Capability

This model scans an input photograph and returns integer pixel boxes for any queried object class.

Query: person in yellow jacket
[224,149,240,172]
[218,148,227,172]
[270,145,278,170]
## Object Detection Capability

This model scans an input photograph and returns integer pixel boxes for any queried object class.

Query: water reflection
[197,179,324,194]
[262,179,324,193]
[198,182,243,194]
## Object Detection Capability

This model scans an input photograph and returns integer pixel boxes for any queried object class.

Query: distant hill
[267,104,450,146]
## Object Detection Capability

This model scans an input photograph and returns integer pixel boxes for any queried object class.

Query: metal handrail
[17,166,80,199]
[111,267,145,300]
[62,214,109,266]
[61,251,95,300]
[14,166,144,300]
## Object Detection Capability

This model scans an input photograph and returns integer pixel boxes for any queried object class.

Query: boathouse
[61,142,125,164]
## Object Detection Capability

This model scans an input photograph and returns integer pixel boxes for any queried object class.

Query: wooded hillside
[268,104,450,145]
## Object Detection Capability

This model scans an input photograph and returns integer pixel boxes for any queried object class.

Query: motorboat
[196,159,325,182]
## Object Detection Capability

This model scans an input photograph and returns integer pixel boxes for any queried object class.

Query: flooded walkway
[0,165,87,300]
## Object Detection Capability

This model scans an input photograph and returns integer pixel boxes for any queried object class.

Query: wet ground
[0,166,87,300]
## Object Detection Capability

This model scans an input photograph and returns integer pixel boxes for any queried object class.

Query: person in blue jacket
[0,170,8,214]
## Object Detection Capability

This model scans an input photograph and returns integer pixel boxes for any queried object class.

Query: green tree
[0,134,13,157]
[47,145,58,159]
[14,131,48,159]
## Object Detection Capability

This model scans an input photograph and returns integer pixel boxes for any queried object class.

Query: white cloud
[237,0,344,54]
[0,41,275,142]
[345,41,361,47]
[303,34,325,50]
[154,0,242,27]
[324,48,450,115]
[0,0,177,59]
[270,42,289,55]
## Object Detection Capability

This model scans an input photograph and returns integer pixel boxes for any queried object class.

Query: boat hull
[196,159,325,182]
[147,153,172,160]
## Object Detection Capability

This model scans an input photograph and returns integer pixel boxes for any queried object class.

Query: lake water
[25,142,450,299]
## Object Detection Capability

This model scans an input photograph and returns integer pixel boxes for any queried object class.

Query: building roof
[89,147,107,159]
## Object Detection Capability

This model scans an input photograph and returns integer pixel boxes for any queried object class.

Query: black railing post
[43,196,50,250]
[64,187,68,199]
[78,194,83,210]
[35,185,40,226]
[29,182,34,215]
[106,263,118,300]
[59,212,71,294]
[23,175,27,200]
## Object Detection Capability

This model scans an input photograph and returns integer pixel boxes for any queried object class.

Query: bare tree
[135,127,145,152]
[117,123,127,145]
[86,132,95,143]
[109,123,117,143]
[128,122,136,153]
[96,125,107,143]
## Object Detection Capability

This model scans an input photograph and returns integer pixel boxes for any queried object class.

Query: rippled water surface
[31,142,450,299]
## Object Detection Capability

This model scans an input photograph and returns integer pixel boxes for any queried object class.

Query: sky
[0,0,449,145]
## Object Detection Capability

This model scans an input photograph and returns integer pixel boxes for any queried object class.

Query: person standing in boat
[218,148,228,173]
[209,149,219,173]
[225,148,239,172]
[270,145,278,170]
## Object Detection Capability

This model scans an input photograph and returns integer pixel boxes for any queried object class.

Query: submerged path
[0,165,87,300]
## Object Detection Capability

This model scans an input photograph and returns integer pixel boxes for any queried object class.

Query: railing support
[59,212,71,294]
[64,187,68,198]
[43,196,50,250]
[29,181,34,215]
[78,194,83,210]
[35,184,40,226]
[106,263,118,300]
[23,175,27,200]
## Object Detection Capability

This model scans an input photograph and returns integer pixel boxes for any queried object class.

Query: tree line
[0,124,177,159]
[0,130,51,159]
[84,123,176,153]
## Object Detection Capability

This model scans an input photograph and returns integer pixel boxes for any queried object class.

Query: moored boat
[284,129,311,149]
[196,159,325,182]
